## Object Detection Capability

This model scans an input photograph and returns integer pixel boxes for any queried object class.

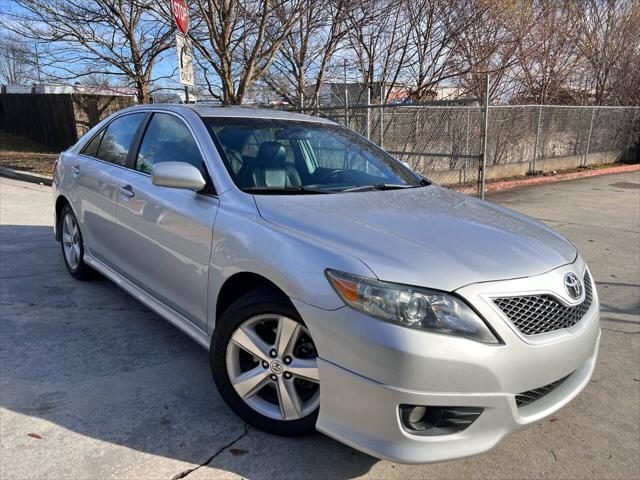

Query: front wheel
[211,291,320,436]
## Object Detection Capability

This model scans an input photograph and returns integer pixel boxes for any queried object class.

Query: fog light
[399,405,484,436]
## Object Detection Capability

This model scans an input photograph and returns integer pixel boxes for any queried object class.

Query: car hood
[253,185,577,291]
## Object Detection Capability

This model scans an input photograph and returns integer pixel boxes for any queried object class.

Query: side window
[96,113,146,166]
[136,113,204,174]
[82,129,105,158]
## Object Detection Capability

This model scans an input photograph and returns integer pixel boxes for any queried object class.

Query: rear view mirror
[275,128,313,140]
[151,162,206,191]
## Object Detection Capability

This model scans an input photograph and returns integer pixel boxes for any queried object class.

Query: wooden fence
[0,93,135,150]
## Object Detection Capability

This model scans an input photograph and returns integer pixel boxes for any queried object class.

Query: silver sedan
[52,104,600,463]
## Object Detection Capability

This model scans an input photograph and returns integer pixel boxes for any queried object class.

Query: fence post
[479,74,489,199]
[464,106,470,184]
[344,90,349,127]
[380,85,385,148]
[343,60,349,127]
[625,107,638,161]
[584,107,596,166]
[366,88,371,139]
[532,105,542,173]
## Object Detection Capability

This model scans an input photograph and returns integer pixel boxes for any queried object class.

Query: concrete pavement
[1,172,638,479]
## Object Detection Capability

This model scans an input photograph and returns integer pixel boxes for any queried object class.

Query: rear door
[73,112,146,268]
[114,112,218,331]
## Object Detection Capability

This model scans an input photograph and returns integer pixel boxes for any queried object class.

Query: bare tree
[0,33,37,85]
[450,0,521,102]
[7,0,175,103]
[344,0,413,102]
[609,44,640,106]
[574,0,640,105]
[509,0,581,104]
[184,0,304,105]
[264,0,348,107]
[403,0,488,101]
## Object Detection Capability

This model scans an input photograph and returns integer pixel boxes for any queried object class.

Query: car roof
[118,103,337,125]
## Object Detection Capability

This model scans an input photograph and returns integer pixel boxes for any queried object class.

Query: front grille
[516,375,571,407]
[493,271,593,336]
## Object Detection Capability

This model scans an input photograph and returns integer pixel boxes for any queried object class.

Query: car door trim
[83,249,211,349]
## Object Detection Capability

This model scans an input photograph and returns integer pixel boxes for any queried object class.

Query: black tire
[59,204,95,280]
[211,290,319,436]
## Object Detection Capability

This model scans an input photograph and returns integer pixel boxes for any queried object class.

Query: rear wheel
[211,291,320,436]
[59,205,94,280]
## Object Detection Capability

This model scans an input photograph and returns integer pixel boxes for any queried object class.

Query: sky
[1,0,195,94]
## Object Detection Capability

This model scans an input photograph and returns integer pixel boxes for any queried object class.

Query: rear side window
[135,113,204,174]
[96,113,146,166]
[82,129,105,158]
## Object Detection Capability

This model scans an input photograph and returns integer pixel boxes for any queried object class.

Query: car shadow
[0,224,377,479]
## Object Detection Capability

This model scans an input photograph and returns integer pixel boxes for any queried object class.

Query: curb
[0,166,53,186]
[456,163,640,195]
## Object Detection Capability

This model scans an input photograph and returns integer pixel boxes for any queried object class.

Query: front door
[114,112,218,331]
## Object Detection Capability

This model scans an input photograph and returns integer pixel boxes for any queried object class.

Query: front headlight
[325,269,499,344]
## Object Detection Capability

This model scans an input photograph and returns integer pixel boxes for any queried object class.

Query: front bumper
[294,261,601,463]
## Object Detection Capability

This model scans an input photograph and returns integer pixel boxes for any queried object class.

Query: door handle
[71,165,80,177]
[119,184,135,198]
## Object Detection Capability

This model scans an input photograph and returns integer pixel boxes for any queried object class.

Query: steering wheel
[315,169,345,184]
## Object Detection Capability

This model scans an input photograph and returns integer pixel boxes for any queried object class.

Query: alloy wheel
[62,212,81,270]
[225,314,320,421]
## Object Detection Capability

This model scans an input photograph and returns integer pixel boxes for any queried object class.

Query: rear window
[81,129,105,158]
[96,113,146,166]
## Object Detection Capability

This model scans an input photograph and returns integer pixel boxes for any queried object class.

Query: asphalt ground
[1,171,639,479]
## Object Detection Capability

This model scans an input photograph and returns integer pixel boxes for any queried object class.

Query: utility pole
[34,44,42,83]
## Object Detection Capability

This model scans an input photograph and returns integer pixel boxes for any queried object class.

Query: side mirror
[151,162,206,191]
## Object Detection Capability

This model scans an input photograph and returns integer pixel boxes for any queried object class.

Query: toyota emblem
[269,360,284,375]
[564,273,583,300]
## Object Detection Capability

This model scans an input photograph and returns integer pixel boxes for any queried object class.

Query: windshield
[204,118,422,193]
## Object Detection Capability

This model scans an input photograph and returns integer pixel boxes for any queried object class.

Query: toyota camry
[52,104,600,463]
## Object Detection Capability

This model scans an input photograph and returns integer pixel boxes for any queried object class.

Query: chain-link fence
[293,104,639,196]
[486,105,638,175]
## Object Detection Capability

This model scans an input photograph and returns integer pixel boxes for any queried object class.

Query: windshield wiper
[341,183,420,192]
[241,186,332,194]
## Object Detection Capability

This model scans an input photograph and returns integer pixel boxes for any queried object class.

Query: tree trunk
[136,79,150,104]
